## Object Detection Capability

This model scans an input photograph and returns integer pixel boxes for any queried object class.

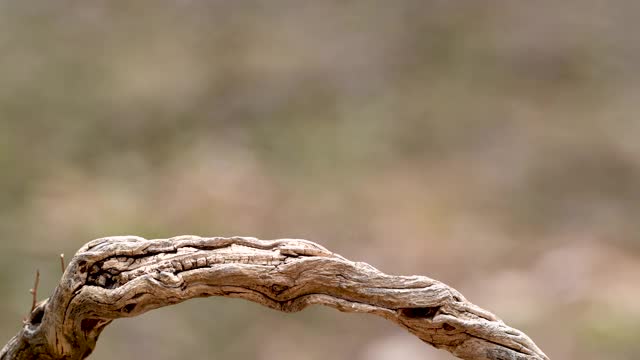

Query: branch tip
[29,269,40,313]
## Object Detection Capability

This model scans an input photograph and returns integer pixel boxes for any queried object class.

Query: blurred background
[1,1,639,359]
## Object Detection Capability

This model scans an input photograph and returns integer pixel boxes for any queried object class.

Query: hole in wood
[30,306,45,325]
[443,323,456,331]
[77,260,89,274]
[80,319,100,332]
[271,284,289,294]
[398,306,440,319]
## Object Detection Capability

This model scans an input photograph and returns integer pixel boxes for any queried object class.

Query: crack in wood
[86,246,292,289]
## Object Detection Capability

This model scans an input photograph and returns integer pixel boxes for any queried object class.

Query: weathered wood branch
[0,236,548,360]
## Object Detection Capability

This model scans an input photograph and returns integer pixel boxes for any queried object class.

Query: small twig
[29,269,40,313]
[60,253,65,273]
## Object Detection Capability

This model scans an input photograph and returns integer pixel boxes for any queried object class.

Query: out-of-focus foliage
[1,1,639,359]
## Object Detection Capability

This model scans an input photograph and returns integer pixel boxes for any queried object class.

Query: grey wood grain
[0,236,548,360]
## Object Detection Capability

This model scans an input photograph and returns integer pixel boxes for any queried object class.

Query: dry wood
[0,236,548,360]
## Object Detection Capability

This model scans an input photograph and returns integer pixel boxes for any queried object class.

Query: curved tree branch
[0,236,548,360]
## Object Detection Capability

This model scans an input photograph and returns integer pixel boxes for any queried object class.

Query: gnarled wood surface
[0,236,548,360]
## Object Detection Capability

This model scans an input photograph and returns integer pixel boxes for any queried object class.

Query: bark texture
[0,236,548,360]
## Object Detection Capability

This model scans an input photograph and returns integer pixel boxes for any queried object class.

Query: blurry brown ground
[1,2,639,359]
